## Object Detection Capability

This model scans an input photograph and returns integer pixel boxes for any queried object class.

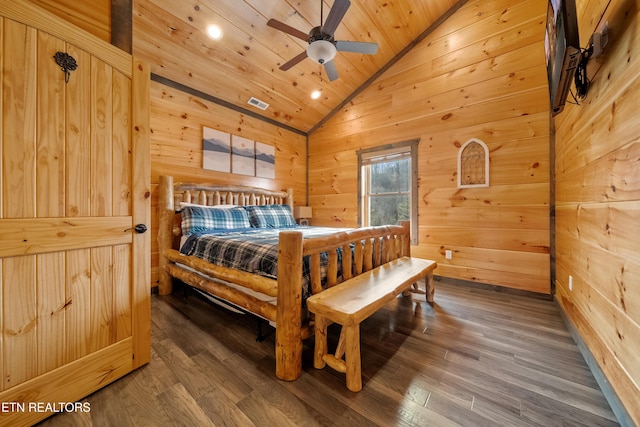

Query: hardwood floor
[37,279,619,426]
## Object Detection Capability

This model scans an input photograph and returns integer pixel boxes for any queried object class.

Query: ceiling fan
[267,0,379,81]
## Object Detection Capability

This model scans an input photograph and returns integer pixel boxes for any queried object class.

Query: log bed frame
[157,175,415,381]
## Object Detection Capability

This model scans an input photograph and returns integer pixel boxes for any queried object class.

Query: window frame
[357,139,419,245]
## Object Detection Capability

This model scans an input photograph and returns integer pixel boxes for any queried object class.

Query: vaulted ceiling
[133,0,462,134]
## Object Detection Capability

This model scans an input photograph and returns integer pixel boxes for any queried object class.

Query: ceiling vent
[247,97,269,110]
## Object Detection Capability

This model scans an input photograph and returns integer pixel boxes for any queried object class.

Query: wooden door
[0,2,150,426]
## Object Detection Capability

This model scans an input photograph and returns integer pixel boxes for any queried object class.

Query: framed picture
[202,127,230,173]
[255,141,275,179]
[231,135,255,176]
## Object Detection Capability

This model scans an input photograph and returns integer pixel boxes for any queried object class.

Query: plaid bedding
[180,226,351,301]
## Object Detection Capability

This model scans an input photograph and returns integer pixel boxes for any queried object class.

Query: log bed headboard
[169,181,293,210]
[157,175,294,294]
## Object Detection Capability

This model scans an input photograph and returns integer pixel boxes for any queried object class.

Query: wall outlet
[445,250,452,260]
[569,275,573,291]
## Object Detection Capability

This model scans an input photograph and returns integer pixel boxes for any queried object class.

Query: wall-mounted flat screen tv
[544,0,581,116]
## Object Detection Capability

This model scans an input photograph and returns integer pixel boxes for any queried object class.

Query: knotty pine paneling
[555,140,640,204]
[149,81,307,287]
[416,243,550,278]
[553,0,640,423]
[424,136,549,186]
[132,0,461,133]
[425,206,550,229]
[27,0,110,42]
[36,252,65,375]
[133,0,323,133]
[36,31,66,217]
[425,263,550,294]
[2,255,37,389]
[66,249,92,361]
[308,0,551,295]
[555,207,639,323]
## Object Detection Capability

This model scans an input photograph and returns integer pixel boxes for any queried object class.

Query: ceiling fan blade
[324,60,339,81]
[267,19,309,41]
[336,41,379,55]
[280,50,308,71]
[322,0,351,35]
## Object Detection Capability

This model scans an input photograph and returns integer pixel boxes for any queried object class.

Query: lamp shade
[307,40,336,64]
[294,206,312,219]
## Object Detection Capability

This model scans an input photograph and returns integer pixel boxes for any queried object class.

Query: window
[357,140,418,244]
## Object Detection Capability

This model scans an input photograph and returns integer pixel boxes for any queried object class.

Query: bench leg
[426,271,435,303]
[344,325,362,392]
[314,315,328,369]
[403,281,423,297]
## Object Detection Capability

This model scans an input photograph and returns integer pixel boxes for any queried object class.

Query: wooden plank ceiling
[133,0,460,134]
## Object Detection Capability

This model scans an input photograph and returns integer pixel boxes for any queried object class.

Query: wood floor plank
[80,380,133,427]
[190,351,253,404]
[235,391,303,427]
[157,383,215,427]
[118,350,176,426]
[36,279,620,426]
[195,386,256,426]
[278,369,374,426]
[153,338,218,399]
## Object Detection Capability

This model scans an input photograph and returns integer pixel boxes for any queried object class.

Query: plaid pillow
[181,206,251,235]
[245,205,297,228]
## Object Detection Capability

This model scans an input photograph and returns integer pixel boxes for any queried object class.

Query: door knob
[126,224,148,234]
[134,224,147,234]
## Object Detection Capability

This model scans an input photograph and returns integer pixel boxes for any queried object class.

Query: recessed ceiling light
[206,24,223,40]
[311,90,321,99]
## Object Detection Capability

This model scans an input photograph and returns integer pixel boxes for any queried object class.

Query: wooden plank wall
[554,0,640,423]
[148,81,307,287]
[26,0,110,42]
[308,0,551,294]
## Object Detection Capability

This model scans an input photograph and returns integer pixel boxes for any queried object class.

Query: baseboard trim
[555,298,634,427]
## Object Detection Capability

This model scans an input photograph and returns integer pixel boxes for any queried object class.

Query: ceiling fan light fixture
[307,40,336,65]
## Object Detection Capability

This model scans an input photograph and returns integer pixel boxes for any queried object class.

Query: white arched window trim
[457,138,489,188]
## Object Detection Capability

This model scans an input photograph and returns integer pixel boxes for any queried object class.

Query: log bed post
[158,175,174,295]
[286,188,294,213]
[275,230,304,381]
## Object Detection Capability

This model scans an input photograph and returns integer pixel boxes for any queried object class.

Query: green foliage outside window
[367,158,410,226]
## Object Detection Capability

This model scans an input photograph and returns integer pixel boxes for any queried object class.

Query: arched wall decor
[458,138,489,188]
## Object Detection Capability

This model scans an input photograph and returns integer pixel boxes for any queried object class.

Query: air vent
[247,97,269,110]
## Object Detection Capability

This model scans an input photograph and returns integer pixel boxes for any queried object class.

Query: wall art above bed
[202,127,231,173]
[202,126,275,179]
[255,141,275,179]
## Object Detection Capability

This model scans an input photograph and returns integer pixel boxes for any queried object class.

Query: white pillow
[179,202,238,209]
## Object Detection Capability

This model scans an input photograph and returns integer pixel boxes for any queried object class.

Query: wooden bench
[306,256,437,392]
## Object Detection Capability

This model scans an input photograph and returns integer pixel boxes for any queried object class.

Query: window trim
[357,139,419,244]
